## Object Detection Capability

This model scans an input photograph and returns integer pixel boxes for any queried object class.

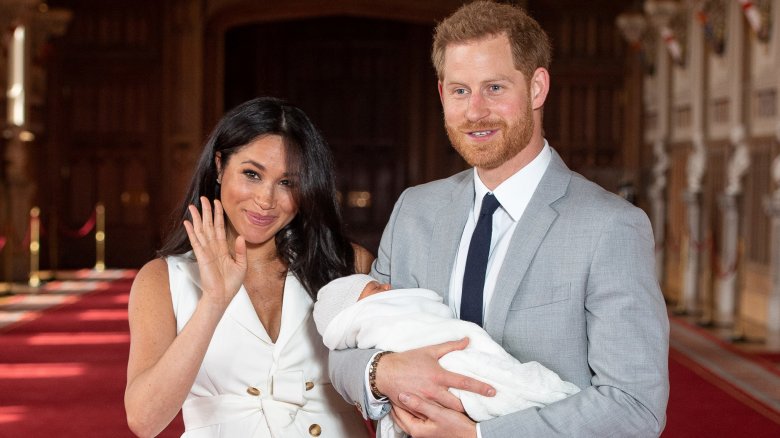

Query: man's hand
[375,338,495,413]
[391,392,477,438]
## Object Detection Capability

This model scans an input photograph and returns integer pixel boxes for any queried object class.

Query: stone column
[716,193,740,325]
[679,133,706,314]
[644,1,677,285]
[764,195,780,336]
[764,124,780,338]
[715,127,750,330]
[648,139,669,281]
[680,190,702,313]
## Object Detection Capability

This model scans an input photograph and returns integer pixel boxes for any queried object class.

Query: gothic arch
[203,0,462,125]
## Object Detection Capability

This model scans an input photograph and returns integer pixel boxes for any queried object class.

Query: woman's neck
[244,241,287,277]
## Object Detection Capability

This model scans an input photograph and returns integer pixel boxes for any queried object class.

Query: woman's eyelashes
[242,169,260,180]
[240,169,294,188]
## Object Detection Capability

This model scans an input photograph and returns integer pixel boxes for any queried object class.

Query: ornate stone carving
[688,131,707,194]
[700,0,728,55]
[645,0,685,66]
[738,0,772,42]
[725,125,751,196]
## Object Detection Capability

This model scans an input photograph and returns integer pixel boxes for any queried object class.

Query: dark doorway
[224,17,437,253]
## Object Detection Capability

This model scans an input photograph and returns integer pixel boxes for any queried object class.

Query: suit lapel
[229,272,313,352]
[229,286,274,344]
[428,174,474,304]
[484,151,571,344]
[273,273,312,358]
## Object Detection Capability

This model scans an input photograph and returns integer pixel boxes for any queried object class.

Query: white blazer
[168,253,365,437]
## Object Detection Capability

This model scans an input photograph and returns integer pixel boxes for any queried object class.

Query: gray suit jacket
[330,150,669,437]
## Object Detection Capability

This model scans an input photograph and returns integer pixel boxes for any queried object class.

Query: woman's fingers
[187,205,206,248]
[189,197,225,248]
[187,198,236,266]
[183,220,210,265]
[186,198,236,265]
[183,220,198,249]
[199,196,215,240]
[213,199,227,243]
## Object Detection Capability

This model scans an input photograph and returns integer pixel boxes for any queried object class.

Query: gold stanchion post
[29,207,41,287]
[94,203,105,272]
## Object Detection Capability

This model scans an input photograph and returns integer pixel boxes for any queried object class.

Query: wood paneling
[45,0,163,268]
[529,1,632,193]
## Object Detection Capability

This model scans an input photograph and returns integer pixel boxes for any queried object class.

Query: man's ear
[437,80,445,104]
[530,67,550,110]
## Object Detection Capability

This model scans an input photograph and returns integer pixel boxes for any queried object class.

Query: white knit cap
[313,274,377,336]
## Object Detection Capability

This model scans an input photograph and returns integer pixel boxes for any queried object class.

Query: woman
[125,97,372,437]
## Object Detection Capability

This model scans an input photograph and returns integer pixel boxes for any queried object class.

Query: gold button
[246,386,261,396]
[308,424,321,436]
[305,381,314,391]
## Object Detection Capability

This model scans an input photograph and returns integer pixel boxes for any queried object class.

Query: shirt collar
[473,141,552,221]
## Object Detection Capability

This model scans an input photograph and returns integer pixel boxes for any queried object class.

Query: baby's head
[314,274,391,335]
[358,280,392,300]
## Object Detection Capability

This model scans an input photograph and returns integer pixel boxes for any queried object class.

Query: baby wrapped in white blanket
[313,274,580,438]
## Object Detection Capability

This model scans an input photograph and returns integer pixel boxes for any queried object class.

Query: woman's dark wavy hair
[158,96,355,298]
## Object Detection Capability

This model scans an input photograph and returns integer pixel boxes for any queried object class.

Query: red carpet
[1,277,779,437]
[0,278,184,437]
[665,349,780,437]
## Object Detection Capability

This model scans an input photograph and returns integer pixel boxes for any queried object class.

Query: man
[330,2,670,437]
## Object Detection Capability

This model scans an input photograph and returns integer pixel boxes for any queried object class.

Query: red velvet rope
[17,207,97,251]
[58,209,97,239]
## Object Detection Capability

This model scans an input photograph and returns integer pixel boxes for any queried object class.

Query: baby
[314,274,580,438]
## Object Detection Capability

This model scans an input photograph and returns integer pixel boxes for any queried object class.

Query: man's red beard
[446,103,534,169]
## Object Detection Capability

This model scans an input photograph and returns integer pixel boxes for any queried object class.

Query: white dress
[167,253,365,437]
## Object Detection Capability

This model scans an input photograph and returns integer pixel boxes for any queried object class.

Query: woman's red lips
[246,211,276,226]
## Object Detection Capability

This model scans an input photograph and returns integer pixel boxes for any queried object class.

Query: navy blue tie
[461,193,501,327]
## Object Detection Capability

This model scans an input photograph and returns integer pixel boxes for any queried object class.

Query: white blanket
[316,286,581,437]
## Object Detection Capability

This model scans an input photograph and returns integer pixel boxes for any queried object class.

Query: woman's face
[216,135,298,247]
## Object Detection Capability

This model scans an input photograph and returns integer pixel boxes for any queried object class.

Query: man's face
[438,34,534,170]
